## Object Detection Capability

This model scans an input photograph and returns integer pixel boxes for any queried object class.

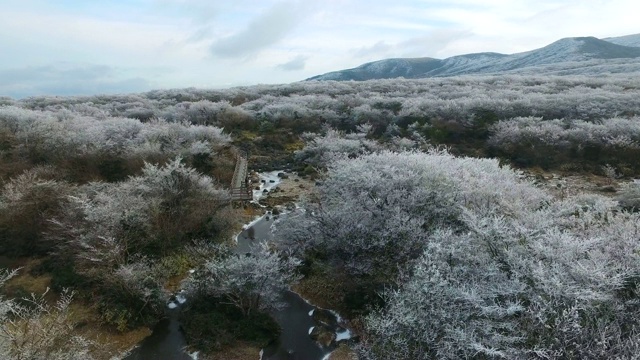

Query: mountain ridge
[308,35,640,81]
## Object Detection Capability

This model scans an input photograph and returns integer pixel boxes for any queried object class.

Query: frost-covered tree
[359,186,640,359]
[279,149,640,359]
[278,150,547,279]
[185,244,301,316]
[294,129,381,168]
[0,270,97,360]
[0,169,73,255]
[55,157,231,259]
[617,181,640,211]
[47,159,231,329]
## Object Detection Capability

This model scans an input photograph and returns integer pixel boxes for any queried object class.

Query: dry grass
[68,302,152,359]
[1,261,151,360]
[292,273,346,313]
[199,342,261,360]
[328,343,358,360]
[3,258,51,296]
[522,169,623,199]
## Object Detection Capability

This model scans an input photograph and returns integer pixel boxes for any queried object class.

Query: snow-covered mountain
[605,33,640,48]
[308,36,640,81]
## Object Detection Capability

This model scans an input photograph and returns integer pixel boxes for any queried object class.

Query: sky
[0,0,638,98]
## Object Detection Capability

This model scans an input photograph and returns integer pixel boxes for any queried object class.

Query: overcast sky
[0,0,637,98]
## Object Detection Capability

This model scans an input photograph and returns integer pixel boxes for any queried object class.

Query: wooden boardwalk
[230,151,252,201]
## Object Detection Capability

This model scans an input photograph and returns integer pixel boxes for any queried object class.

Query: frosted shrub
[294,129,381,168]
[617,181,640,211]
[0,106,230,181]
[278,150,548,279]
[60,158,231,260]
[186,243,301,316]
[279,149,640,359]
[489,116,640,170]
[48,159,231,329]
[0,270,97,360]
[0,170,73,255]
[360,186,640,359]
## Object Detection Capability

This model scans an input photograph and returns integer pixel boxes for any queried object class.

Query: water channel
[125,171,350,360]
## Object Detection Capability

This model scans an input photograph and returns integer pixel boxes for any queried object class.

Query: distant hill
[308,36,640,81]
[604,33,640,48]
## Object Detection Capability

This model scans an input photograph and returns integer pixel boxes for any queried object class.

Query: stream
[125,171,351,360]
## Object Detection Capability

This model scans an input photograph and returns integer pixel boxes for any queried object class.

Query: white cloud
[276,55,308,71]
[209,1,309,59]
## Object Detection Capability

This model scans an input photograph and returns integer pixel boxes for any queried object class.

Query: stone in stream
[312,309,338,327]
[309,325,336,348]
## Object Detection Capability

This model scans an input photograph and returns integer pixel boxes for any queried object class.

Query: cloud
[353,41,394,58]
[351,29,474,60]
[276,55,308,71]
[0,63,153,99]
[210,1,304,58]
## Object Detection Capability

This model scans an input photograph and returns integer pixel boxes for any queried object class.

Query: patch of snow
[308,309,315,316]
[188,351,199,360]
[167,302,177,309]
[259,349,263,360]
[188,269,195,274]
[176,293,187,304]
[336,328,352,341]
[329,310,344,323]
[308,326,315,335]
[252,171,283,202]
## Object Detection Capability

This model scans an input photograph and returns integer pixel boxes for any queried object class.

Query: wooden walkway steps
[230,151,252,202]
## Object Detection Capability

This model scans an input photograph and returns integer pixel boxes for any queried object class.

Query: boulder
[309,325,336,348]
[312,309,337,327]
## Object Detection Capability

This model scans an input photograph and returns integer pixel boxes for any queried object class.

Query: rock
[254,186,261,190]
[261,180,266,183]
[294,178,300,182]
[263,189,269,193]
[312,309,337,327]
[272,208,280,215]
[269,179,276,183]
[309,325,336,348]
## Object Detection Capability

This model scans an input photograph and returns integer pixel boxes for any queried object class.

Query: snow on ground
[252,171,283,202]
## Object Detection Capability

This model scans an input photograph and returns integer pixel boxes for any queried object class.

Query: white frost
[176,293,187,304]
[252,171,283,202]
[336,328,352,341]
